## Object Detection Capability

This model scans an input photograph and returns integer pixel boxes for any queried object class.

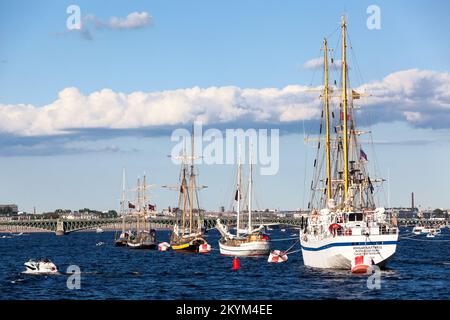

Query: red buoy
[232,257,240,270]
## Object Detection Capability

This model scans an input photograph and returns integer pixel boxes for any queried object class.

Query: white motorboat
[96,227,104,233]
[23,258,59,274]
[412,226,424,235]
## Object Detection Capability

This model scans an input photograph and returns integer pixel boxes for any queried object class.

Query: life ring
[328,223,342,237]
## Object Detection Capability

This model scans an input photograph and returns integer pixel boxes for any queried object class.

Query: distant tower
[411,192,415,211]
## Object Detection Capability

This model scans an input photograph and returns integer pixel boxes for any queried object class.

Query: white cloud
[1,69,449,138]
[108,12,152,30]
[303,57,323,70]
[303,57,342,70]
[359,69,450,128]
[65,11,153,40]
[0,85,318,137]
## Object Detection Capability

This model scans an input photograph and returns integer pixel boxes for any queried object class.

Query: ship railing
[377,225,398,235]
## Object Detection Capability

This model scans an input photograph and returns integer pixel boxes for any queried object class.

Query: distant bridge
[0,216,441,235]
[0,216,307,235]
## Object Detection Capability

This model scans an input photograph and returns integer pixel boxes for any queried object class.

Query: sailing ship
[216,143,270,256]
[300,16,398,272]
[167,129,210,253]
[115,168,130,246]
[127,174,158,250]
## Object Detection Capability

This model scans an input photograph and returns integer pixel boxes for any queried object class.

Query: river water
[1,227,449,300]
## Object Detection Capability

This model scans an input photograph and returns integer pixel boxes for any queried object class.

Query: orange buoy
[351,255,371,274]
[232,257,240,270]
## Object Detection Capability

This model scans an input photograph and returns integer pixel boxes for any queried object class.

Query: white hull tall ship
[216,143,270,257]
[300,16,398,272]
[218,235,270,256]
[301,209,398,269]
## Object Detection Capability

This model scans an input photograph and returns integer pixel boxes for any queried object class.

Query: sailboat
[127,174,158,250]
[300,16,398,272]
[168,129,210,253]
[216,143,270,256]
[115,168,130,247]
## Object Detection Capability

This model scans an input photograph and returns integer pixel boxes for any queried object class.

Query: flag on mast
[360,148,368,161]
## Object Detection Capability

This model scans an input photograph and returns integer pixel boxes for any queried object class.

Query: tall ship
[115,168,130,246]
[216,143,270,256]
[127,174,158,250]
[300,16,398,272]
[167,129,210,253]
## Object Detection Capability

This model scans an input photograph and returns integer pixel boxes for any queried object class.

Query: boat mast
[136,177,141,233]
[121,167,126,234]
[143,173,147,231]
[236,143,242,237]
[181,140,187,235]
[323,38,332,204]
[188,128,195,234]
[341,15,350,208]
[247,140,253,234]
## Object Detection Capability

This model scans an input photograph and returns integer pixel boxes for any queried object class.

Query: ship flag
[360,148,368,161]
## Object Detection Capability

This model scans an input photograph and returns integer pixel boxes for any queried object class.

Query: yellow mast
[341,15,350,207]
[181,168,187,234]
[188,128,195,234]
[323,38,332,203]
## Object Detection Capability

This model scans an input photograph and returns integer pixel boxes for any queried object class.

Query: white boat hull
[219,240,270,256]
[300,233,398,269]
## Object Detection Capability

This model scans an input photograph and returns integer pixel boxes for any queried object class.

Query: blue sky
[0,0,449,212]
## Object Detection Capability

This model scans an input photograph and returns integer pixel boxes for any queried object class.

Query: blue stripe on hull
[301,240,398,251]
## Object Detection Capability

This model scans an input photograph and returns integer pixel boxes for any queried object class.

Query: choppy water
[1,227,449,300]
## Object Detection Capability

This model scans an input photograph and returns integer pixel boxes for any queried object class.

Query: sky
[0,0,449,212]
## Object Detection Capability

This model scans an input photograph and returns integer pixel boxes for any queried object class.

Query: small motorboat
[426,232,436,238]
[96,227,104,233]
[114,231,130,247]
[23,258,59,274]
[412,226,424,235]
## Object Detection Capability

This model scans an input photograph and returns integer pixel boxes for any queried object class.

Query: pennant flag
[180,184,184,193]
[148,204,156,211]
[234,190,240,201]
[360,148,368,161]
[128,202,136,209]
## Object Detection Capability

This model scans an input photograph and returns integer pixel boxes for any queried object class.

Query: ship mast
[236,143,242,237]
[143,173,147,231]
[120,167,126,234]
[136,177,141,233]
[323,38,332,203]
[181,167,187,234]
[247,140,253,234]
[341,15,350,208]
[188,127,195,234]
